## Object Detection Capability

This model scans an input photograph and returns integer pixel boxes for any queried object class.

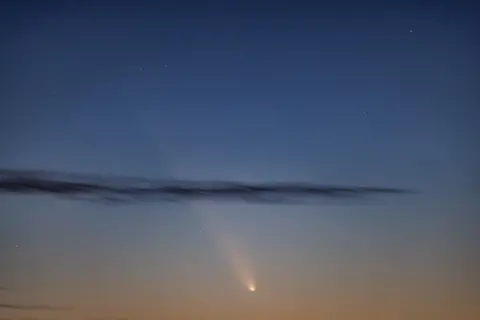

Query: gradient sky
[1,1,479,319]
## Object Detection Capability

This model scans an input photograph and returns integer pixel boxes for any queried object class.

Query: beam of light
[129,115,258,294]
[195,205,257,293]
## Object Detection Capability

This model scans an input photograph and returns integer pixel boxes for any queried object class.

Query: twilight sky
[0,1,479,319]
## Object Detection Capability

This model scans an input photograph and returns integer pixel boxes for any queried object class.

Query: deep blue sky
[0,1,478,319]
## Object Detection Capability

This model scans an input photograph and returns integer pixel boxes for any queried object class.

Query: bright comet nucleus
[248,284,256,292]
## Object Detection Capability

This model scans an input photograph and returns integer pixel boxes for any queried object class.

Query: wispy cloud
[0,303,73,311]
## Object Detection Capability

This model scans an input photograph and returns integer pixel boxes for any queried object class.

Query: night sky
[1,1,479,319]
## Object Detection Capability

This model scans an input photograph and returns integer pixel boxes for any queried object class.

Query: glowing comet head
[248,284,256,292]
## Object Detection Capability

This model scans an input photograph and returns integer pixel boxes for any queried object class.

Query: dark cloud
[0,169,414,204]
[0,304,73,311]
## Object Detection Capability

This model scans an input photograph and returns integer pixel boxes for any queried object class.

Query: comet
[133,118,259,294]
[195,204,257,294]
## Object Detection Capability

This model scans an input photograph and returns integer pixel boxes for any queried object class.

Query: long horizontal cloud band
[0,169,414,204]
